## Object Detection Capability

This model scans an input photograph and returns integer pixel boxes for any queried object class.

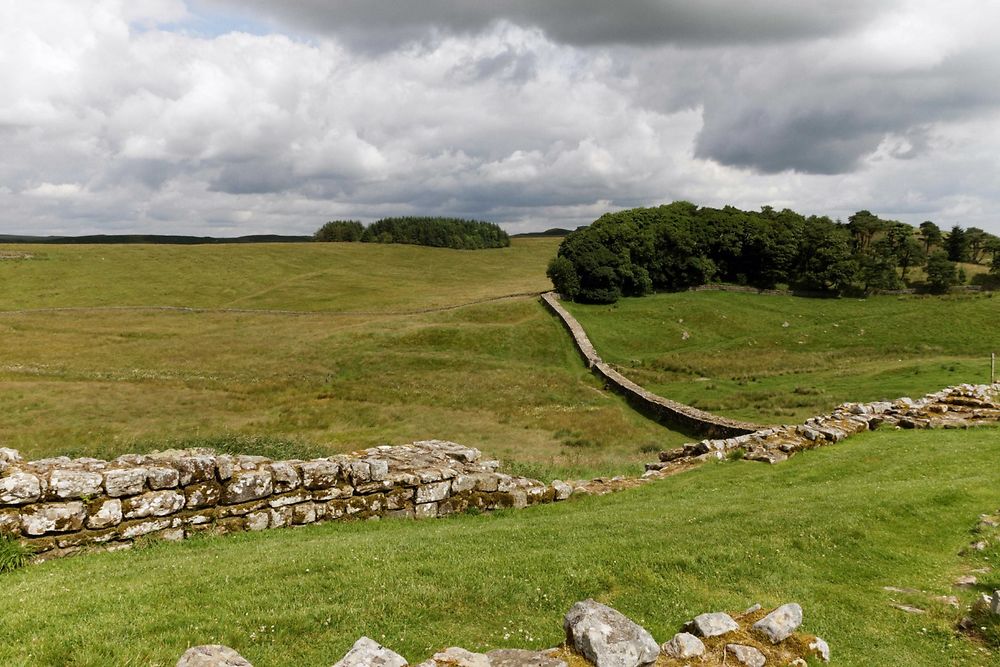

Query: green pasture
[0,428,997,666]
[0,240,681,477]
[566,291,997,423]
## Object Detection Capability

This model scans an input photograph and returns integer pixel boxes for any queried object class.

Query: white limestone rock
[331,637,407,667]
[725,644,766,667]
[660,632,705,659]
[563,599,659,667]
[752,602,802,643]
[691,611,739,638]
[176,644,252,667]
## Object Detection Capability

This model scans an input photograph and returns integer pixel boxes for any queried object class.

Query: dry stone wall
[645,383,1000,475]
[0,441,572,561]
[540,292,764,437]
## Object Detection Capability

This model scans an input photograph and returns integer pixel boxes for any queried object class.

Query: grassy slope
[0,240,682,477]
[0,428,997,666]
[566,291,997,423]
[0,240,559,311]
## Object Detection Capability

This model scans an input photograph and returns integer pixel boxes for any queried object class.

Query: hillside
[1,428,996,665]
[566,290,996,422]
[0,239,682,476]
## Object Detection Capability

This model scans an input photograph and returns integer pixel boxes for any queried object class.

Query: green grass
[566,290,997,423]
[0,240,684,477]
[0,240,558,312]
[1,428,997,666]
[0,535,33,573]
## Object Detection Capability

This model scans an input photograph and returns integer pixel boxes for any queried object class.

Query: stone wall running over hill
[540,292,764,437]
[0,441,572,561]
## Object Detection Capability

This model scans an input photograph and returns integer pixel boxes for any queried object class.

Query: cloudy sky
[2,0,999,236]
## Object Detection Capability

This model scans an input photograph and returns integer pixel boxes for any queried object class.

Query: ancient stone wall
[0,440,573,561]
[540,292,764,437]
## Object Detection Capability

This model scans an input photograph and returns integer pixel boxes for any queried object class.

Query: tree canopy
[314,217,510,250]
[548,202,997,303]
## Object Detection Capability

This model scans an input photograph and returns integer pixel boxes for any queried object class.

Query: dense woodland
[547,201,1000,303]
[315,217,510,249]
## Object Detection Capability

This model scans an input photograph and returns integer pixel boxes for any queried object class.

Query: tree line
[314,217,510,250]
[547,201,1000,303]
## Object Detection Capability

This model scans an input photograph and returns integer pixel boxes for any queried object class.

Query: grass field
[1,428,997,666]
[565,291,997,423]
[0,240,684,478]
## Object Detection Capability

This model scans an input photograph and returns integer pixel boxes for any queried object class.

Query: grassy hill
[565,290,997,422]
[0,239,682,476]
[1,428,996,666]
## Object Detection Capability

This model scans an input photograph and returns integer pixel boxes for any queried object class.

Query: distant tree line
[547,201,1000,303]
[314,217,510,250]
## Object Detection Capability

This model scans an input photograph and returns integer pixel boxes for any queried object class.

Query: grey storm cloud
[3,1,1000,236]
[205,0,893,48]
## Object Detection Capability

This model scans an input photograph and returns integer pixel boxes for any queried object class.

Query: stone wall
[540,292,764,438]
[0,441,573,561]
[645,383,1000,474]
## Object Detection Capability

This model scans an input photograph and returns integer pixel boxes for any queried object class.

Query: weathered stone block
[415,502,438,519]
[268,462,300,492]
[184,481,222,509]
[416,480,451,503]
[245,510,269,531]
[48,470,103,500]
[292,502,317,525]
[176,644,252,667]
[563,599,659,667]
[221,469,273,504]
[268,489,311,508]
[726,644,765,667]
[175,456,216,485]
[215,455,235,481]
[752,602,802,643]
[333,637,407,667]
[86,498,123,529]
[551,480,573,501]
[691,612,739,637]
[122,490,185,519]
[0,471,41,505]
[450,475,477,493]
[300,460,341,489]
[366,459,389,481]
[217,499,267,518]
[146,466,179,489]
[311,485,353,501]
[355,480,393,494]
[104,468,147,497]
[344,460,371,485]
[385,487,414,510]
[21,502,86,535]
[269,506,294,528]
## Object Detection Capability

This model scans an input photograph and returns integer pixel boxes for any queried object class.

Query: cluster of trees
[547,201,1000,303]
[314,217,510,250]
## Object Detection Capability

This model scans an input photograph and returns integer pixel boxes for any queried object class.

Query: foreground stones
[563,599,659,667]
[176,600,829,667]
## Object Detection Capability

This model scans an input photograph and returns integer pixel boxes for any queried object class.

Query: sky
[2,0,999,236]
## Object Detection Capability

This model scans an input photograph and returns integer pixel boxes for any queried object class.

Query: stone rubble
[646,383,1000,478]
[172,600,829,667]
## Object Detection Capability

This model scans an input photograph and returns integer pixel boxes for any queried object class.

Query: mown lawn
[566,290,997,423]
[1,427,997,666]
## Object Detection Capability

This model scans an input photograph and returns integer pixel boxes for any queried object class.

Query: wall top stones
[0,440,576,560]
